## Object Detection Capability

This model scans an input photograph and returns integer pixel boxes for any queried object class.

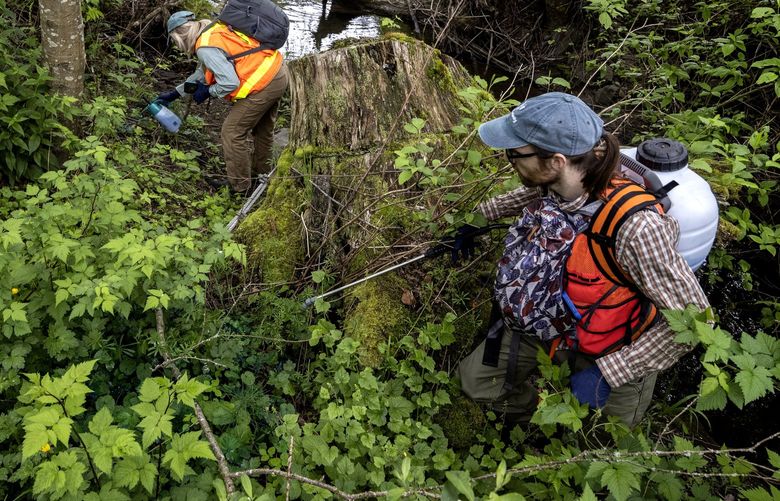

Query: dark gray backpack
[217,0,289,51]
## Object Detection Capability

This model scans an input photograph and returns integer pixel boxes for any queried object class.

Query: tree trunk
[38,0,86,98]
[235,36,493,365]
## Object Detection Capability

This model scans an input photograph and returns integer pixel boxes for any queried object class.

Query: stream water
[275,0,381,58]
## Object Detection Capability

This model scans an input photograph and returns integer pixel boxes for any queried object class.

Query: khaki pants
[221,62,289,192]
[458,330,657,428]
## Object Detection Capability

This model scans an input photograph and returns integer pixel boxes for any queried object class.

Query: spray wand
[302,223,509,308]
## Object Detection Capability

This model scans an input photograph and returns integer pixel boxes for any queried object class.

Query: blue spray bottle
[146,101,182,133]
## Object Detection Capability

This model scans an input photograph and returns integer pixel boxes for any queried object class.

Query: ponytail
[533,133,620,197]
[576,133,620,197]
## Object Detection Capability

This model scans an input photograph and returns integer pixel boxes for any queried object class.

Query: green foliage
[581,0,779,286]
[585,0,628,29]
[0,154,242,368]
[0,2,76,184]
[664,306,780,411]
[19,362,215,498]
[0,0,778,498]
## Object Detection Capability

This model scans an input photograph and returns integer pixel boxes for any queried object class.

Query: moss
[434,395,487,450]
[425,52,457,94]
[717,218,742,244]
[235,150,306,283]
[331,37,367,50]
[343,276,410,368]
[382,31,419,44]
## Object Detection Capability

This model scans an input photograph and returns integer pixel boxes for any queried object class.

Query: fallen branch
[155,308,236,495]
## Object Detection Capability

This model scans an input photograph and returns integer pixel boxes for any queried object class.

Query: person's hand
[451,224,478,264]
[571,365,611,408]
[192,82,211,104]
[155,89,181,105]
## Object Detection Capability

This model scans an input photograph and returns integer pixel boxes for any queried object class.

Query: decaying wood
[236,36,484,365]
[287,38,469,150]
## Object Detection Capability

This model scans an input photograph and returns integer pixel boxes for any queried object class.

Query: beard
[517,171,559,188]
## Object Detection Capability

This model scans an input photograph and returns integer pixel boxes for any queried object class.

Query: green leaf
[138,378,162,403]
[600,463,642,501]
[398,169,414,185]
[33,451,86,497]
[115,455,157,493]
[598,12,612,29]
[88,407,113,435]
[22,423,50,459]
[767,449,780,471]
[495,459,508,490]
[163,431,216,481]
[403,123,419,134]
[727,381,746,409]
[734,364,774,403]
[467,150,482,167]
[143,295,159,311]
[740,332,779,368]
[697,385,727,411]
[240,475,253,497]
[751,7,776,18]
[654,472,683,501]
[445,471,474,501]
[757,72,778,85]
[314,298,331,313]
[579,483,598,501]
[174,374,210,408]
[689,158,712,172]
[741,486,780,501]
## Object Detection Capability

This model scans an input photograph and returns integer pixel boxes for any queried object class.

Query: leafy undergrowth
[1,0,779,499]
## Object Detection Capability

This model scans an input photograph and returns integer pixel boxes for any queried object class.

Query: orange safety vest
[562,180,663,357]
[195,23,283,101]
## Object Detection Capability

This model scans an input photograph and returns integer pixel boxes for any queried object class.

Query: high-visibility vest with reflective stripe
[563,180,663,357]
[195,23,283,101]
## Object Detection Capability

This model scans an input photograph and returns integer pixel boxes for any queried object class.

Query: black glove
[451,224,479,264]
[193,82,211,104]
[155,89,181,105]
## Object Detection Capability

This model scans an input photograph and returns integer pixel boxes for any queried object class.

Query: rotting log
[236,35,493,366]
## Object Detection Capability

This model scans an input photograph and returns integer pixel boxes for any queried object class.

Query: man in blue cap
[156,10,288,194]
[457,92,709,429]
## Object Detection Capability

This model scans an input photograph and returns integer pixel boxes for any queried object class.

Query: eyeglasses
[505,149,539,161]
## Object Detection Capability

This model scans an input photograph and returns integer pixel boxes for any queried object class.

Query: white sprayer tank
[620,138,719,271]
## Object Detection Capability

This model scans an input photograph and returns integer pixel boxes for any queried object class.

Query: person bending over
[158,11,289,194]
[457,92,710,428]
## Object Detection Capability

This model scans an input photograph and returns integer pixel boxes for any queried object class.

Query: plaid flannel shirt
[478,184,710,388]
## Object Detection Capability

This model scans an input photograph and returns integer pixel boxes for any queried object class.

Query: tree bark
[235,37,491,365]
[38,0,87,98]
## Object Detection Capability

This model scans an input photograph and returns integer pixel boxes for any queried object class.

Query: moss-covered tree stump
[236,35,493,365]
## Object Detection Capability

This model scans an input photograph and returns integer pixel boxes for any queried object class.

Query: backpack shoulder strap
[586,181,661,287]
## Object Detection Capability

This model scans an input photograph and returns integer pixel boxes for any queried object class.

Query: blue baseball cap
[478,92,604,156]
[167,11,195,34]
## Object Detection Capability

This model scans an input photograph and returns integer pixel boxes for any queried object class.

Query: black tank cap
[636,138,689,172]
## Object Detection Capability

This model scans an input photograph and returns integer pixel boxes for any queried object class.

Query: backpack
[494,180,663,346]
[217,0,289,51]
[494,196,594,341]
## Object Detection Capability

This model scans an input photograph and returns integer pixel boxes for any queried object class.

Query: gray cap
[167,10,195,34]
[478,92,604,156]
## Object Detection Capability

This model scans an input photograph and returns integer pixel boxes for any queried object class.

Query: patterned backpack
[494,196,595,341]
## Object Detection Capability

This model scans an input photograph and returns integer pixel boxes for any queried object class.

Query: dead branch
[155,308,237,495]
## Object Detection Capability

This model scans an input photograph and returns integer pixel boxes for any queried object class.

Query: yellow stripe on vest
[235,51,282,99]
[200,25,216,44]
